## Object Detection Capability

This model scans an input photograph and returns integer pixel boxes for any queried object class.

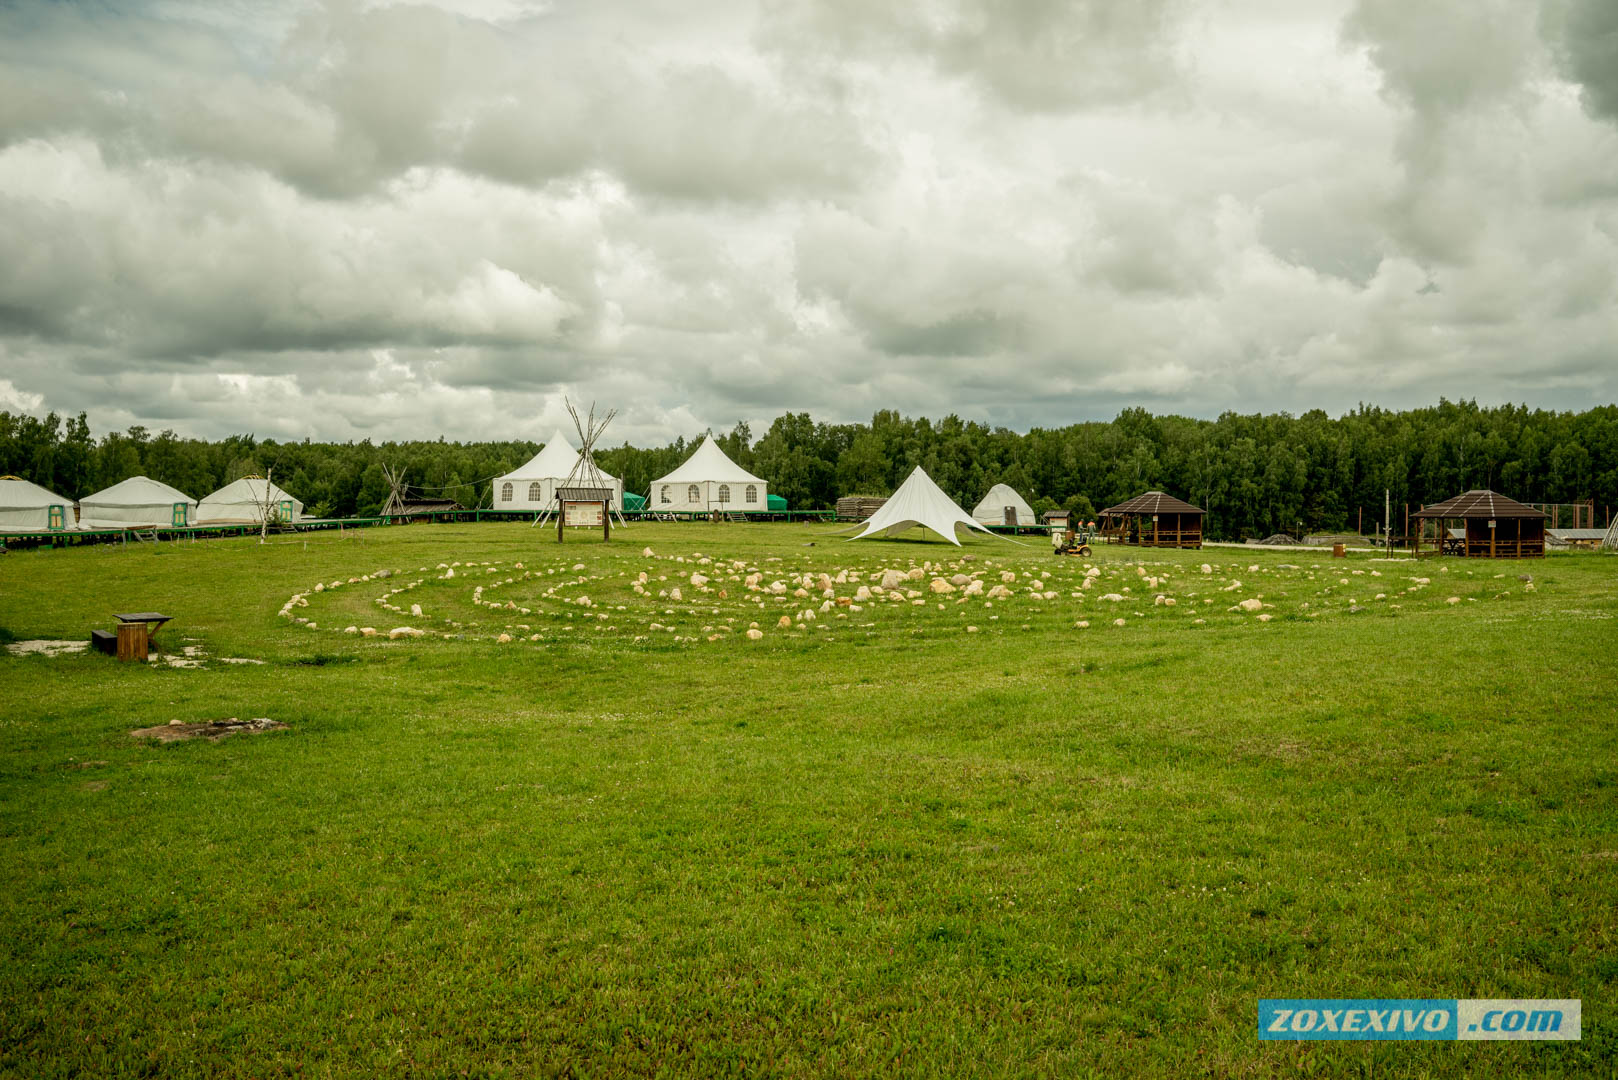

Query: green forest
[3,400,1614,540]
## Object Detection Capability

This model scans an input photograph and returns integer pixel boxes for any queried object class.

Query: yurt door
[1003,506,1016,527]
[172,503,188,526]
[48,505,64,530]
[278,499,294,522]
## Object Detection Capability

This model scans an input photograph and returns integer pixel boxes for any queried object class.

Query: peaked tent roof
[81,475,195,508]
[652,435,765,486]
[849,466,1001,546]
[1411,490,1547,520]
[1100,491,1205,516]
[971,483,1037,525]
[499,427,620,484]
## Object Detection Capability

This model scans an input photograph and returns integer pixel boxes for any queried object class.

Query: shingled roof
[1099,491,1205,516]
[1411,490,1547,520]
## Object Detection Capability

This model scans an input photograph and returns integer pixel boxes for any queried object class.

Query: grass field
[1,522,1614,1077]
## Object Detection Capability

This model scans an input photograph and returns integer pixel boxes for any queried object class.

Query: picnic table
[112,612,173,662]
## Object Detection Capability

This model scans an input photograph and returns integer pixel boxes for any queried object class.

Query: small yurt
[0,476,79,533]
[197,477,304,526]
[79,475,198,529]
[493,427,624,512]
[971,483,1037,527]
[649,436,767,513]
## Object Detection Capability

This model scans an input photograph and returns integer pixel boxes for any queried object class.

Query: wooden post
[1358,507,1362,534]
[558,503,564,543]
[603,504,610,542]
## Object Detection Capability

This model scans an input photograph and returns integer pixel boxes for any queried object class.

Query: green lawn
[1,523,1613,1077]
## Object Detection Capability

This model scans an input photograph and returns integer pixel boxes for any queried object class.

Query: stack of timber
[835,496,888,522]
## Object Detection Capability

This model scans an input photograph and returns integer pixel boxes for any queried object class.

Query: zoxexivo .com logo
[1259,999,1580,1041]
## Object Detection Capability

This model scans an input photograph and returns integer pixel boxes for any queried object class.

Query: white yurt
[493,427,623,512]
[0,476,80,533]
[196,477,304,525]
[79,475,198,529]
[649,435,767,513]
[971,483,1037,527]
[849,466,1001,546]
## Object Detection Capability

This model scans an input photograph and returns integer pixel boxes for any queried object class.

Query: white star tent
[79,475,197,529]
[494,427,624,512]
[649,435,767,513]
[197,477,303,525]
[971,483,1037,527]
[848,466,1002,545]
[0,476,80,533]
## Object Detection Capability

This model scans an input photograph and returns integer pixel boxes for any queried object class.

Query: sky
[0,0,1616,445]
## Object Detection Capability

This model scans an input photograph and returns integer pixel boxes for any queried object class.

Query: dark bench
[90,629,117,655]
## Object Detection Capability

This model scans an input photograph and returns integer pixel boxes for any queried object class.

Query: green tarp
[766,494,788,511]
[623,492,648,511]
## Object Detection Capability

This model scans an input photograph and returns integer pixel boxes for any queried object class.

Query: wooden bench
[90,629,116,656]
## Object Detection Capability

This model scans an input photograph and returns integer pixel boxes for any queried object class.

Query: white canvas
[849,466,1000,546]
[971,483,1037,527]
[196,477,304,525]
[79,475,198,529]
[648,436,768,512]
[494,427,624,511]
[0,477,80,533]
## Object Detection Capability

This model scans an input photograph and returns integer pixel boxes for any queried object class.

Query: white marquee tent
[0,476,80,533]
[197,477,304,525]
[79,475,198,529]
[649,436,768,513]
[849,466,1001,545]
[493,427,623,512]
[971,483,1037,527]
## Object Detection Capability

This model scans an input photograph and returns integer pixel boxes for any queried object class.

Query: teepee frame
[534,400,627,535]
[380,464,409,519]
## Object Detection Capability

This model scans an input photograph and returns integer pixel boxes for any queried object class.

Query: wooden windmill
[535,400,626,539]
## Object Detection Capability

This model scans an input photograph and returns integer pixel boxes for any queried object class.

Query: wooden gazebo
[1098,491,1205,549]
[1410,490,1546,558]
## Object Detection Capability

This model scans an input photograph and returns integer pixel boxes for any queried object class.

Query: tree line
[2,400,1614,540]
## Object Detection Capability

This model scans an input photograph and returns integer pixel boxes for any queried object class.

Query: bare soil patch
[130,718,287,743]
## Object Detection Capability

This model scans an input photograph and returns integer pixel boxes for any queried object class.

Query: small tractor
[1052,520,1097,557]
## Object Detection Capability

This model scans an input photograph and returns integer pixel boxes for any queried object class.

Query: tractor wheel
[1078,544,1092,557]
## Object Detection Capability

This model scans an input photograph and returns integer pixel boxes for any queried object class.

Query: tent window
[745,485,757,504]
[687,484,700,503]
[528,481,542,502]
[718,484,730,504]
[660,485,672,504]
[48,505,64,530]
[172,503,187,527]
[501,482,513,502]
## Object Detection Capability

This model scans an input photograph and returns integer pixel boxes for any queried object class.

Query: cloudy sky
[1,0,1616,444]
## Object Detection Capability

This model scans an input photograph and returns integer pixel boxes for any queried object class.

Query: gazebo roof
[1411,490,1546,520]
[1100,491,1205,516]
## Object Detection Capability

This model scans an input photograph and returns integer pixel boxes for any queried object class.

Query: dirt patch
[68,760,109,770]
[130,718,287,743]
[80,780,109,791]
[6,639,88,657]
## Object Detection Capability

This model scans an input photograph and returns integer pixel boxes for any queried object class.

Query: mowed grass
[0,522,1614,1078]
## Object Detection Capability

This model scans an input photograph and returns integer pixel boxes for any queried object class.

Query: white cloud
[0,0,1615,443]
